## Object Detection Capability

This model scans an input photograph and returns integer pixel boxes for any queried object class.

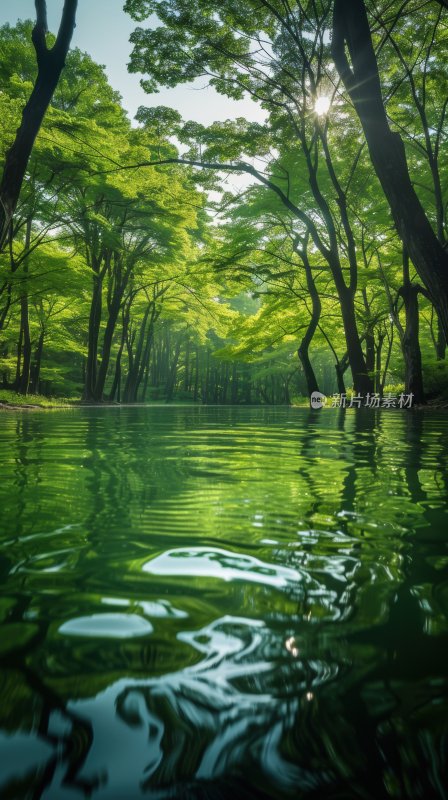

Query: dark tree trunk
[0,0,78,250]
[30,329,44,394]
[0,284,12,332]
[15,217,33,395]
[332,0,448,338]
[400,250,425,404]
[83,268,102,401]
[221,363,229,403]
[109,358,121,403]
[202,348,210,403]
[108,313,128,402]
[136,326,154,401]
[297,249,321,397]
[14,325,24,390]
[18,292,32,395]
[193,349,199,401]
[298,347,319,397]
[141,360,151,402]
[284,376,291,406]
[166,339,181,402]
[402,287,424,404]
[375,334,385,394]
[335,363,346,395]
[436,316,446,361]
[365,332,375,376]
[339,286,373,395]
[301,136,373,396]
[231,363,238,404]
[243,365,252,405]
[380,327,394,397]
[123,306,151,402]
[93,298,121,401]
[183,337,190,392]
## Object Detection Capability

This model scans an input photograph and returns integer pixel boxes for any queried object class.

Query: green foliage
[423,360,448,400]
[1,3,447,404]
[0,390,75,407]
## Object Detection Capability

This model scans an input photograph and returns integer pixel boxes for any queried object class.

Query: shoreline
[2,401,448,412]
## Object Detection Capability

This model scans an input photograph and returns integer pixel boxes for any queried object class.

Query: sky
[0,0,264,126]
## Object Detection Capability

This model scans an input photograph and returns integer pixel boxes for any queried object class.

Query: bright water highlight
[0,407,447,798]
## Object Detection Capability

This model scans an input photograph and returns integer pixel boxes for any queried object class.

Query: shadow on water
[0,407,447,799]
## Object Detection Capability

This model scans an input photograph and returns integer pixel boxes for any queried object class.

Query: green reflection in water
[0,407,447,799]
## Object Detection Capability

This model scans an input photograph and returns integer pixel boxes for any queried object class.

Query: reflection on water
[0,407,447,798]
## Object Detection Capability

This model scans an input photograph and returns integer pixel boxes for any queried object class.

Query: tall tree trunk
[402,287,424,404]
[83,267,102,401]
[15,217,33,395]
[183,337,190,393]
[18,292,32,395]
[141,360,151,402]
[298,346,319,397]
[93,298,121,401]
[14,326,24,390]
[436,316,446,361]
[108,313,128,402]
[400,250,425,404]
[365,332,375,376]
[297,250,321,397]
[243,365,252,405]
[302,134,373,396]
[0,283,12,333]
[123,305,151,402]
[136,326,154,401]
[332,0,448,337]
[231,363,238,404]
[166,339,182,402]
[333,362,345,395]
[221,363,229,403]
[375,333,385,394]
[339,286,372,395]
[202,348,210,404]
[0,0,78,250]
[30,329,44,394]
[284,375,291,406]
[109,358,121,402]
[380,326,394,396]
[193,349,199,401]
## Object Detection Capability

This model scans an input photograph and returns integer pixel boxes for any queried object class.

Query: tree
[124,1,379,392]
[1,6,445,405]
[0,0,78,250]
[332,0,448,338]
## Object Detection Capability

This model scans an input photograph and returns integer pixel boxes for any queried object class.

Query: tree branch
[96,156,332,261]
[32,0,49,62]
[54,0,78,58]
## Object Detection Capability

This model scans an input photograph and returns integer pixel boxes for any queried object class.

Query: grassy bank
[0,390,76,409]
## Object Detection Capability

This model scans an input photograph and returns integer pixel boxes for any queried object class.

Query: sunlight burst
[314,95,331,116]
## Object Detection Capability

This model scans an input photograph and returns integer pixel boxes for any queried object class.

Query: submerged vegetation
[0,1,447,406]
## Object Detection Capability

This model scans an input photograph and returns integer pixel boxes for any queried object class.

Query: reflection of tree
[267,410,448,798]
[1,408,447,798]
[1,418,96,797]
[1,641,95,797]
[323,412,448,798]
[9,415,45,539]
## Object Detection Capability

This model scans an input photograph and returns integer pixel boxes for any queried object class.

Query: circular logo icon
[310,392,327,409]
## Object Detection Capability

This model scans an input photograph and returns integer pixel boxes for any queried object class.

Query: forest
[1,3,448,798]
[0,0,447,407]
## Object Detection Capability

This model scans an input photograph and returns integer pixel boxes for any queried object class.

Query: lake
[0,407,447,799]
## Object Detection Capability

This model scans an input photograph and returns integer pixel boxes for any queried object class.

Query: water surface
[0,407,447,799]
